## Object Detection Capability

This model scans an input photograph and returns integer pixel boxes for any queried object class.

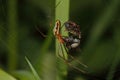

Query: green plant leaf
[25,57,41,80]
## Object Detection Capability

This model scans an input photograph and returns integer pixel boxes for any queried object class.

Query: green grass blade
[25,57,41,80]
[0,69,16,80]
[55,0,70,80]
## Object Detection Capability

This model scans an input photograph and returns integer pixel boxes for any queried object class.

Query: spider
[53,20,87,73]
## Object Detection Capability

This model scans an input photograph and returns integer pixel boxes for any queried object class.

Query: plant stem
[7,0,18,71]
[55,0,70,80]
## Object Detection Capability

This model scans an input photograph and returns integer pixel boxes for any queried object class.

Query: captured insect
[53,20,87,73]
[62,36,80,50]
[64,21,81,39]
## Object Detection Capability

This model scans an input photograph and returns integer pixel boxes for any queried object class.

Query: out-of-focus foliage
[0,69,16,80]
[0,0,120,80]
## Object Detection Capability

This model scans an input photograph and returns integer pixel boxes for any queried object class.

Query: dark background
[0,0,120,80]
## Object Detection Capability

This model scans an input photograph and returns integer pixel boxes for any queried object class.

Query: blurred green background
[0,0,120,80]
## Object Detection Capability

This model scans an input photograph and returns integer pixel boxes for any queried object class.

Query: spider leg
[58,43,87,74]
[35,25,54,39]
[58,43,66,60]
[63,44,88,68]
[68,54,88,68]
[60,23,65,30]
[35,26,47,38]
